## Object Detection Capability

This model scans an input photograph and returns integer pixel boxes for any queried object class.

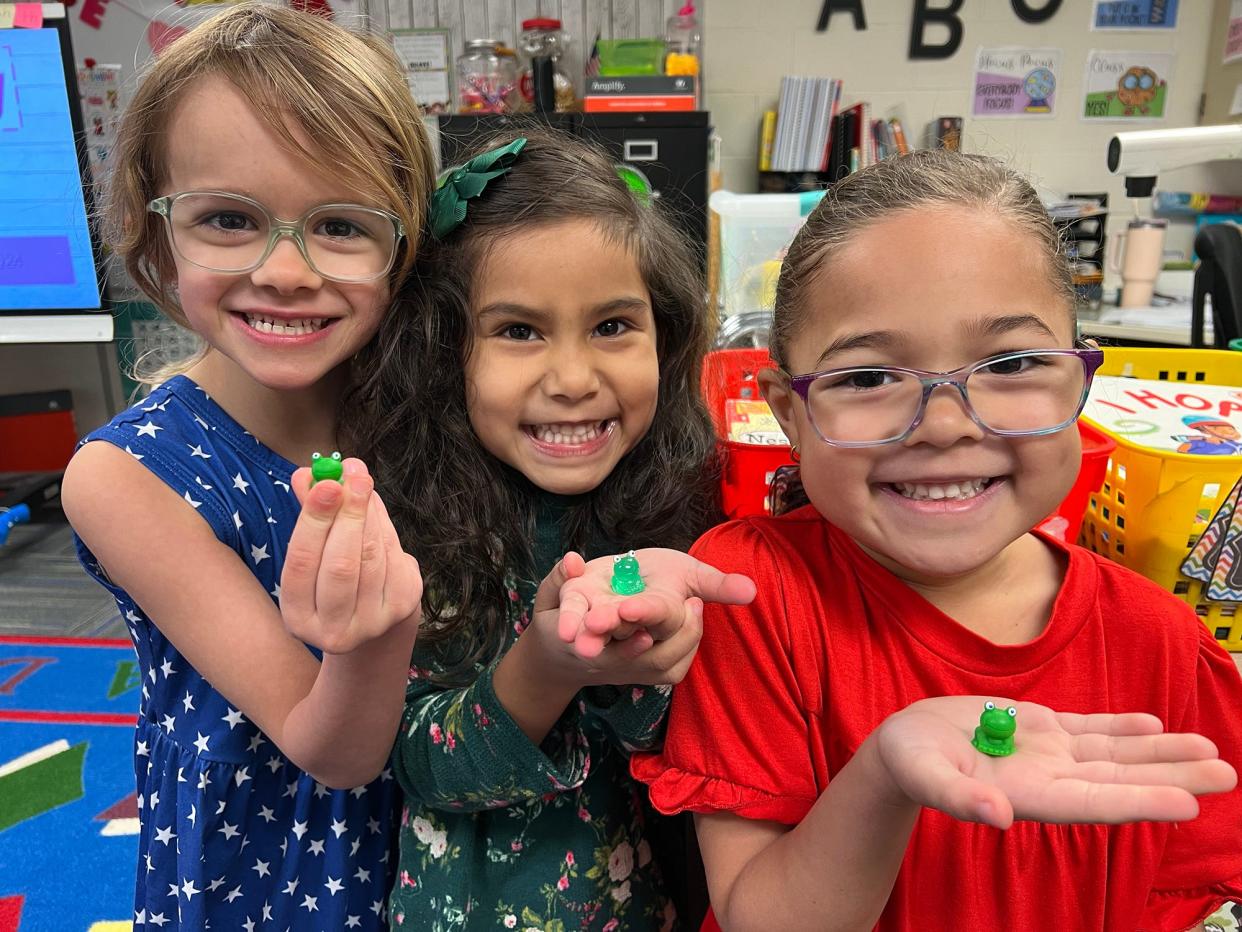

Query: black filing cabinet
[436,112,710,263]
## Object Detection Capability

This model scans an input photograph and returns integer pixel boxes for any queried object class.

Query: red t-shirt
[632,506,1242,932]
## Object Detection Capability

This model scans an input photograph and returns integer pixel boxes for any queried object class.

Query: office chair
[1192,222,1242,348]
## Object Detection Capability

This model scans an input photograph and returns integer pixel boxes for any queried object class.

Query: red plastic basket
[1036,420,1116,544]
[702,348,1116,533]
[702,349,793,519]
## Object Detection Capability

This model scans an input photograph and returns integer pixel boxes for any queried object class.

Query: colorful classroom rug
[0,636,138,931]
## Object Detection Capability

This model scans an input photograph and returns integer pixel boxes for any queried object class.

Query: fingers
[374,493,422,624]
[537,551,584,617]
[1064,758,1237,797]
[351,491,389,628]
[687,560,757,606]
[1070,730,1220,765]
[557,589,592,644]
[279,464,348,623]
[291,466,313,503]
[1019,780,1201,824]
[313,459,375,624]
[1054,710,1165,737]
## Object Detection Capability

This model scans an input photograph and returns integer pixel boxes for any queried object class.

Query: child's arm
[1140,624,1242,928]
[63,443,419,789]
[392,554,752,811]
[494,549,756,745]
[697,697,1235,931]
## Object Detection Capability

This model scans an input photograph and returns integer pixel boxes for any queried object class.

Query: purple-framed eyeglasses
[786,346,1105,448]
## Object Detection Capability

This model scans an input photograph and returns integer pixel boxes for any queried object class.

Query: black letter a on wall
[816,0,867,31]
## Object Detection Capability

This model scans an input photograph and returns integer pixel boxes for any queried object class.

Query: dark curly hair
[346,126,721,683]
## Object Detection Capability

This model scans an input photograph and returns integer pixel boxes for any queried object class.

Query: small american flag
[585,31,601,77]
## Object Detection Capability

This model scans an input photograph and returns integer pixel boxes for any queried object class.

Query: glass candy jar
[517,18,576,112]
[456,39,517,114]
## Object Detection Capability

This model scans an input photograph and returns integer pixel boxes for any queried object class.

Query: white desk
[1077,312,1196,347]
[1077,271,1202,347]
[0,314,114,344]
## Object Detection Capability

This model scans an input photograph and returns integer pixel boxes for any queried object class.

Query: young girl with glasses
[633,150,1242,930]
[61,5,434,927]
[348,128,754,930]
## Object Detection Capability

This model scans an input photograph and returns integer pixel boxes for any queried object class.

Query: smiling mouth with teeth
[892,478,996,501]
[525,419,616,447]
[243,313,331,336]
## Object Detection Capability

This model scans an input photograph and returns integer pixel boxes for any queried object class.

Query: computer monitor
[0,4,104,316]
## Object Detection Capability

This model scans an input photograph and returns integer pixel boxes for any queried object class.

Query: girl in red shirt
[632,150,1242,931]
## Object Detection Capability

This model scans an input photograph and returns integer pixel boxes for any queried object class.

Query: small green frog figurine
[309,451,344,487]
[971,701,1017,757]
[610,551,645,595]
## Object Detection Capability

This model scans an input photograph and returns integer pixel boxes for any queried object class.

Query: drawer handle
[623,139,658,162]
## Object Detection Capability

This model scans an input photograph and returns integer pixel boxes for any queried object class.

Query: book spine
[759,109,777,172]
[889,117,909,155]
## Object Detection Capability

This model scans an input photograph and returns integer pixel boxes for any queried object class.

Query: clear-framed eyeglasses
[147,191,405,284]
[785,346,1105,448]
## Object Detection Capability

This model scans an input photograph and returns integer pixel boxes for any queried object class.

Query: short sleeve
[1140,625,1242,930]
[630,519,819,825]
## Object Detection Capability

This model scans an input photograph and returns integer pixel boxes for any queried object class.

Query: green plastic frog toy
[610,550,646,595]
[309,451,344,486]
[971,701,1017,757]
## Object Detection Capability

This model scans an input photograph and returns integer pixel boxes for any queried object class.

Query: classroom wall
[1202,0,1242,124]
[702,0,1232,263]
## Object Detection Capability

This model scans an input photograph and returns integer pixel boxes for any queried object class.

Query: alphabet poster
[1082,50,1173,120]
[1083,376,1242,456]
[972,47,1061,118]
[1091,0,1179,30]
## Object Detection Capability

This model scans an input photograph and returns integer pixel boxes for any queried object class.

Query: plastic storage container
[702,349,792,518]
[595,39,666,76]
[1080,347,1242,650]
[710,190,826,317]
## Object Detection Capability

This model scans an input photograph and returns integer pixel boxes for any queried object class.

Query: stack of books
[758,77,911,179]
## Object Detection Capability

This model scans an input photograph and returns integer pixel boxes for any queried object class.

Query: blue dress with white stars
[74,375,397,930]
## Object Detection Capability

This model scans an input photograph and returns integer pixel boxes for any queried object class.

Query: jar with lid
[517,18,576,111]
[664,3,702,81]
[456,39,518,114]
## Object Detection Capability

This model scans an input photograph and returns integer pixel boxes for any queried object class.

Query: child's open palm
[874,696,1237,828]
[514,550,756,691]
[555,548,757,659]
[280,457,422,655]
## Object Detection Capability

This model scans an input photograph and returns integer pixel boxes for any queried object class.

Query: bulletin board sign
[1091,0,1179,30]
[1227,0,1242,64]
[1082,50,1173,121]
[391,28,452,115]
[972,48,1061,118]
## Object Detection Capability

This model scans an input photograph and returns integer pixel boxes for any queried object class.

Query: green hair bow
[429,137,528,240]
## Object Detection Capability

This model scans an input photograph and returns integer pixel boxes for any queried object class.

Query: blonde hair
[105,2,436,381]
[772,150,1076,366]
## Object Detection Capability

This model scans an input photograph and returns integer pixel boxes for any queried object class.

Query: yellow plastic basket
[1080,348,1242,650]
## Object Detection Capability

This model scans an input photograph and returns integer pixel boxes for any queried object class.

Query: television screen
[0,21,102,312]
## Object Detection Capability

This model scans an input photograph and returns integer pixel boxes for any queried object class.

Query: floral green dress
[389,494,679,931]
